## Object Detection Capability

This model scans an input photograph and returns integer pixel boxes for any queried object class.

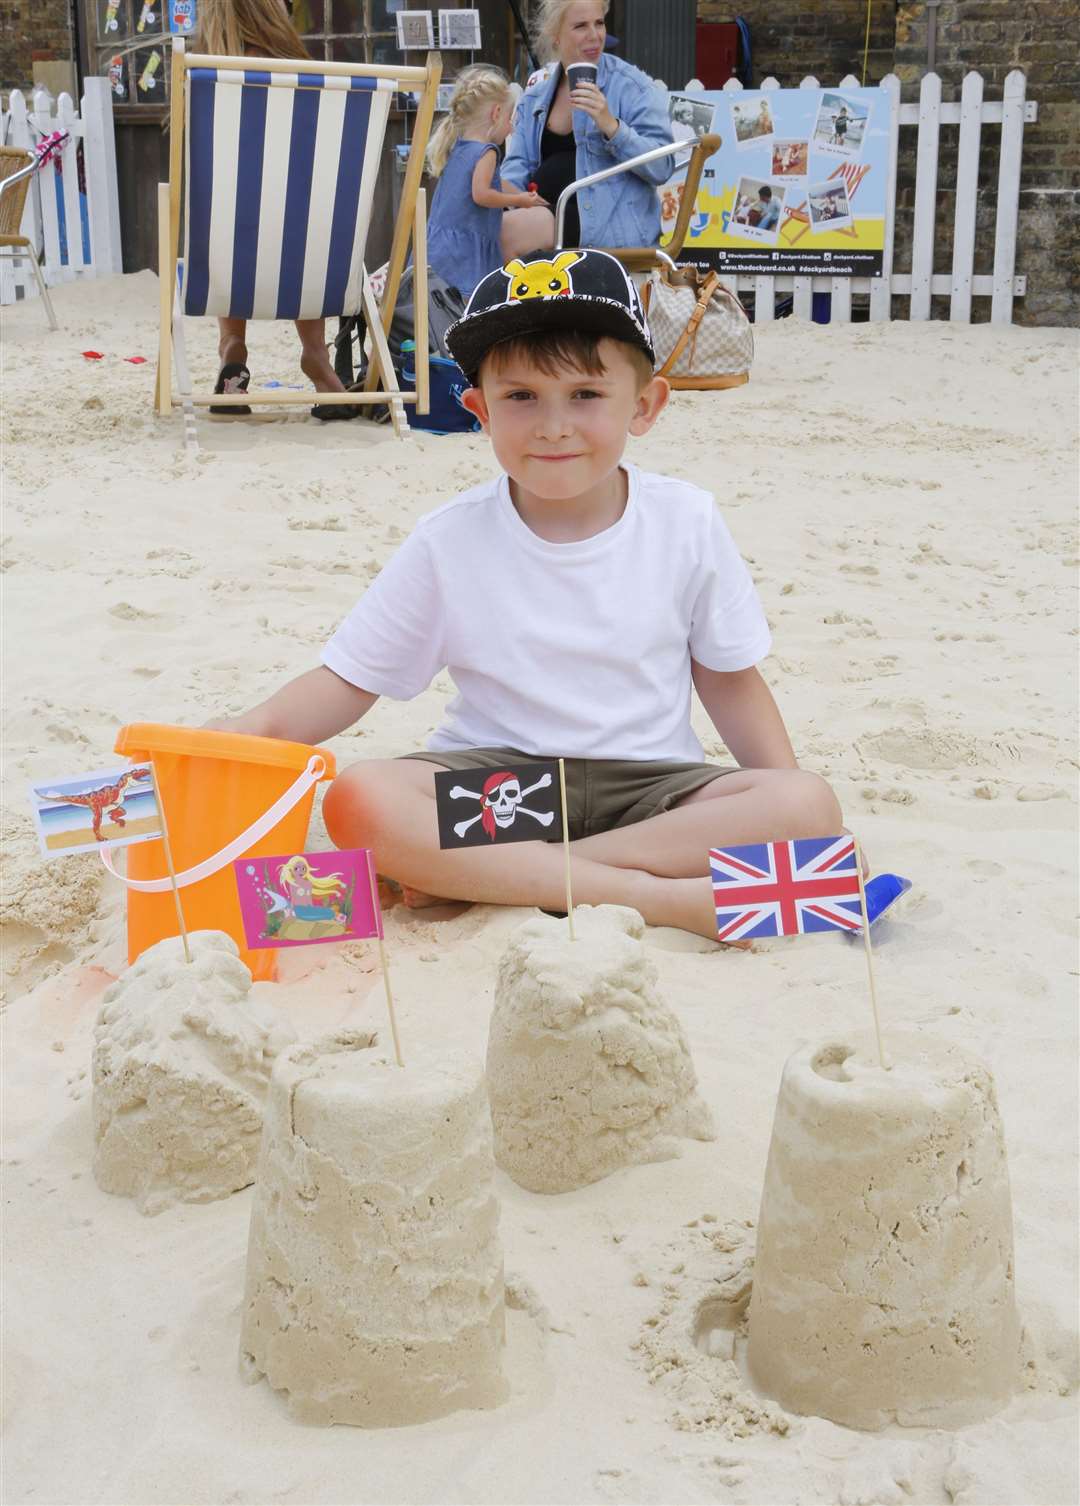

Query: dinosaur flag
[29,762,163,859]
[433,762,564,849]
[233,848,383,950]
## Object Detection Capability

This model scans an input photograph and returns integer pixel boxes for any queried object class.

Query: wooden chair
[555,133,722,274]
[157,40,441,439]
[779,161,871,247]
[0,145,59,330]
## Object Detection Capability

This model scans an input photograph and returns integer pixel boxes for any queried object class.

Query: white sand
[2,273,1077,1505]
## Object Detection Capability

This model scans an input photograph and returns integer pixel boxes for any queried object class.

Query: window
[295,0,415,66]
[92,0,173,107]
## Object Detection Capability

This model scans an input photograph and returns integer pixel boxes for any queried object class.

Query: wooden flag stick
[147,763,191,964]
[366,856,404,1067]
[558,758,575,941]
[853,838,887,1071]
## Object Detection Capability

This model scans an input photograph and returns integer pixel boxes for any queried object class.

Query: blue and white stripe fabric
[182,68,393,320]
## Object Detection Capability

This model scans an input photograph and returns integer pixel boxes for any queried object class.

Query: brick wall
[697,0,896,86]
[893,0,1080,326]
[1,0,74,91]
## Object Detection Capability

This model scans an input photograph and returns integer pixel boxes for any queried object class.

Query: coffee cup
[566,62,598,91]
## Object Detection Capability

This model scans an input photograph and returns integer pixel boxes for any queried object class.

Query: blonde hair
[426,65,515,176]
[195,0,310,60]
[533,0,611,64]
[278,855,345,900]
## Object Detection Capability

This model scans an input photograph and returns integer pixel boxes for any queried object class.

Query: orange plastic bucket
[112,724,336,982]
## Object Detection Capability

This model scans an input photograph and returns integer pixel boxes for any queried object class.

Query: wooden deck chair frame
[0,145,60,330]
[554,134,721,274]
[779,162,871,248]
[156,41,441,438]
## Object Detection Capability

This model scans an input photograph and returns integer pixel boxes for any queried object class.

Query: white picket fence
[710,69,1036,325]
[0,78,122,308]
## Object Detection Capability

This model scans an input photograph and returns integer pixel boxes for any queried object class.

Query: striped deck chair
[156,39,441,439]
[778,161,871,248]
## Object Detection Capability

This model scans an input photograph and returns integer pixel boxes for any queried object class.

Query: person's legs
[217,316,248,368]
[294,319,347,394]
[323,760,841,942]
[572,768,842,877]
[500,206,557,261]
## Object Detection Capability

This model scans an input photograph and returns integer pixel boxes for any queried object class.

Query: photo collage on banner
[659,85,887,277]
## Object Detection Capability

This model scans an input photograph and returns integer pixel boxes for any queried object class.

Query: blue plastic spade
[862,873,912,926]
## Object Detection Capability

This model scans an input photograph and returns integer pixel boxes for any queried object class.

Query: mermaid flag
[232,848,383,950]
[29,763,163,859]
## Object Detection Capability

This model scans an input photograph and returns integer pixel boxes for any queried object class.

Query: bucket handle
[100,754,328,893]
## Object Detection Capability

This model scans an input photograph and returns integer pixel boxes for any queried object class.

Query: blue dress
[427,140,505,298]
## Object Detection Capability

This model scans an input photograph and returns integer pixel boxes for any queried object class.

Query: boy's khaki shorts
[402,748,733,842]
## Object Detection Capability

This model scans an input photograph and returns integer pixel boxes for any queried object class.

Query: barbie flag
[232,849,383,950]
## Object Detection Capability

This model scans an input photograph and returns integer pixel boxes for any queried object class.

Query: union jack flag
[709,835,864,943]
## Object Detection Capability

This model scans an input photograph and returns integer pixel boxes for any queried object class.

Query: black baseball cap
[445,248,655,383]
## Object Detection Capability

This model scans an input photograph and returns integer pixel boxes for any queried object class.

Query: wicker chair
[0,145,58,330]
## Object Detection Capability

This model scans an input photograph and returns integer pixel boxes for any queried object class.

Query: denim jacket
[502,53,674,248]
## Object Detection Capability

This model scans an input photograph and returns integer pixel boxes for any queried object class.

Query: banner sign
[662,86,888,278]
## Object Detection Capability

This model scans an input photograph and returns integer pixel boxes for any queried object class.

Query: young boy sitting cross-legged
[213,249,842,941]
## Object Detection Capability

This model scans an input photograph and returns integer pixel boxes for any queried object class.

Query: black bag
[334,266,467,388]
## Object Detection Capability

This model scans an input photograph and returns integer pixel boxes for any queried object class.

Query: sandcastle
[91,930,296,1215]
[240,1033,507,1426]
[748,1032,1020,1430]
[487,905,715,1194]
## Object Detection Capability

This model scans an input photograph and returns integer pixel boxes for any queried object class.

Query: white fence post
[30,87,66,285]
[57,92,89,277]
[791,76,818,321]
[827,73,862,324]
[910,71,942,320]
[756,78,779,323]
[990,68,1026,325]
[81,77,123,274]
[869,72,901,322]
[949,69,984,323]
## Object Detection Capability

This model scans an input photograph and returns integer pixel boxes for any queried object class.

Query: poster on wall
[660,86,888,277]
[169,0,195,32]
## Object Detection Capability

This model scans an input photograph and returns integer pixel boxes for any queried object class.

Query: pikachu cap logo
[503,250,586,301]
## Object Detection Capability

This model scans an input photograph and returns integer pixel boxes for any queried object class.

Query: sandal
[210,361,251,415]
[311,400,361,421]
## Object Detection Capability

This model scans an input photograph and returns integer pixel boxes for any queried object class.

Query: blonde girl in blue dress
[425,66,546,296]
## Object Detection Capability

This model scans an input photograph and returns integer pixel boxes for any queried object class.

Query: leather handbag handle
[658,271,721,378]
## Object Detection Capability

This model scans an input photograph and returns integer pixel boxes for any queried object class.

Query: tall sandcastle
[748,1032,1020,1429]
[240,1033,507,1426]
[487,905,715,1193]
[92,930,295,1215]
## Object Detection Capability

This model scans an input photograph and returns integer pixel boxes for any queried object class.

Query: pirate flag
[434,762,565,849]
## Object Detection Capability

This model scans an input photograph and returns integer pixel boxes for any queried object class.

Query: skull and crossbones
[450,770,555,841]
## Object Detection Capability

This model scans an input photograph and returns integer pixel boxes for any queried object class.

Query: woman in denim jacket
[500,0,675,259]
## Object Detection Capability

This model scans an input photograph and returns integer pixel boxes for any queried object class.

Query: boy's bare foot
[382,880,474,922]
[401,884,459,910]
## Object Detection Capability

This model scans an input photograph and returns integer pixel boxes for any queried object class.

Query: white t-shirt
[322,464,771,762]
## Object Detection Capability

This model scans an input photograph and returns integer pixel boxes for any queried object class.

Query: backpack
[334,265,467,379]
[334,266,477,433]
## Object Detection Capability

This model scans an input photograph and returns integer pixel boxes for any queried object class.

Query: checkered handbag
[642,266,753,390]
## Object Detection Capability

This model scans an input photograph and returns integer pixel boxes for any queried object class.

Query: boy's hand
[203,667,378,746]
